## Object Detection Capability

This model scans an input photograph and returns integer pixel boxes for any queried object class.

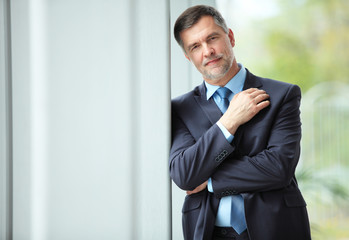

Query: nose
[203,44,214,57]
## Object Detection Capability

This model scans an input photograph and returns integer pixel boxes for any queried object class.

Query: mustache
[202,54,224,66]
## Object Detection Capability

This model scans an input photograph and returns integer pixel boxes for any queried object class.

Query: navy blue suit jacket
[170,69,311,240]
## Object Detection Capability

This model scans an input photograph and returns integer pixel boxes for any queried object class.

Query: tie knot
[216,87,231,100]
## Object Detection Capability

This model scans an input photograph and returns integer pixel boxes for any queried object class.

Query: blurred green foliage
[254,0,349,92]
[244,1,349,238]
[222,0,349,237]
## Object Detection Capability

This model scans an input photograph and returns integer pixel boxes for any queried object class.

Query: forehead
[180,16,226,47]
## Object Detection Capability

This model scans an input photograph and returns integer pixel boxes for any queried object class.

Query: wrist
[218,116,239,135]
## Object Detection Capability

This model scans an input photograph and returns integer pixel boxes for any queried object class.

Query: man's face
[180,16,236,86]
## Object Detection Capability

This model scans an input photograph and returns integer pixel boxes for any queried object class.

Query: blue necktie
[216,87,231,113]
[215,87,247,234]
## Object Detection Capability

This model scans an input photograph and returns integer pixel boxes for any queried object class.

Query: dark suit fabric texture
[169,69,311,240]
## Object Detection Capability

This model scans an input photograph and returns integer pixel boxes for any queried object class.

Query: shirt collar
[205,63,246,100]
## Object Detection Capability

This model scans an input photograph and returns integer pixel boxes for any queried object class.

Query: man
[169,5,311,240]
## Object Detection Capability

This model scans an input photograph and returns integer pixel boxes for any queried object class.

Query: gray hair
[174,5,229,50]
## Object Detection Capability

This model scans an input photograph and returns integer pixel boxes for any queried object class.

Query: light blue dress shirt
[204,63,246,227]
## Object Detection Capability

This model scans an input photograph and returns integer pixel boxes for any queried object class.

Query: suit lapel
[242,69,262,90]
[235,70,263,146]
[194,83,222,126]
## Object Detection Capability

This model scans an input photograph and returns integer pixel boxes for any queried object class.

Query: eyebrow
[206,32,220,39]
[186,32,221,52]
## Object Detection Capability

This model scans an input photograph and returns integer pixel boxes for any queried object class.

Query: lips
[203,55,223,66]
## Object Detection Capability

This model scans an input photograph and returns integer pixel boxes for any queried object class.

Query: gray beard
[202,59,232,81]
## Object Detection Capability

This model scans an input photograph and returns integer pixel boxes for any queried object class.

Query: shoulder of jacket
[171,85,202,106]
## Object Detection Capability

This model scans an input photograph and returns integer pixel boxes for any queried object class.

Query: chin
[205,70,228,81]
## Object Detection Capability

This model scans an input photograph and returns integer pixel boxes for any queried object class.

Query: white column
[3,0,171,239]
[0,0,13,239]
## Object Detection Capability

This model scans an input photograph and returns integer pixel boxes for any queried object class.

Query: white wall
[1,0,171,239]
[1,0,219,239]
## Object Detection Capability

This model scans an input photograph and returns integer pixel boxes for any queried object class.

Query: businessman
[169,5,311,240]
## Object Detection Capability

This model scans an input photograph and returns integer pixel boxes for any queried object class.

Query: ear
[228,29,235,47]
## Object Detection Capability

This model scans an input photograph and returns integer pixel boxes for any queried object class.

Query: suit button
[221,229,227,235]
[215,155,223,162]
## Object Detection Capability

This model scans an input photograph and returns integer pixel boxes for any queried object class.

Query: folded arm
[211,84,302,196]
[169,114,234,190]
[169,88,270,191]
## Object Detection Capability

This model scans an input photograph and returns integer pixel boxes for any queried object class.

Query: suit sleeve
[169,105,234,191]
[211,84,302,197]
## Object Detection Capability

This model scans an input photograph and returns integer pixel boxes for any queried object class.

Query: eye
[190,45,199,52]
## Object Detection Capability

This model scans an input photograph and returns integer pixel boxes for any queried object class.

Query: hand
[186,181,208,195]
[219,88,270,135]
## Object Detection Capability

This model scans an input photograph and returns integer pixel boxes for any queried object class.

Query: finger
[250,89,267,98]
[256,100,270,110]
[254,93,270,103]
[244,88,259,94]
[232,89,257,100]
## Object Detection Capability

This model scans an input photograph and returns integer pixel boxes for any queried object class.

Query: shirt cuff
[208,178,213,192]
[216,121,234,143]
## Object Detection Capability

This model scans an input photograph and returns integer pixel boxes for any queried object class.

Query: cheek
[221,44,234,58]
[219,40,232,54]
[191,53,203,67]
